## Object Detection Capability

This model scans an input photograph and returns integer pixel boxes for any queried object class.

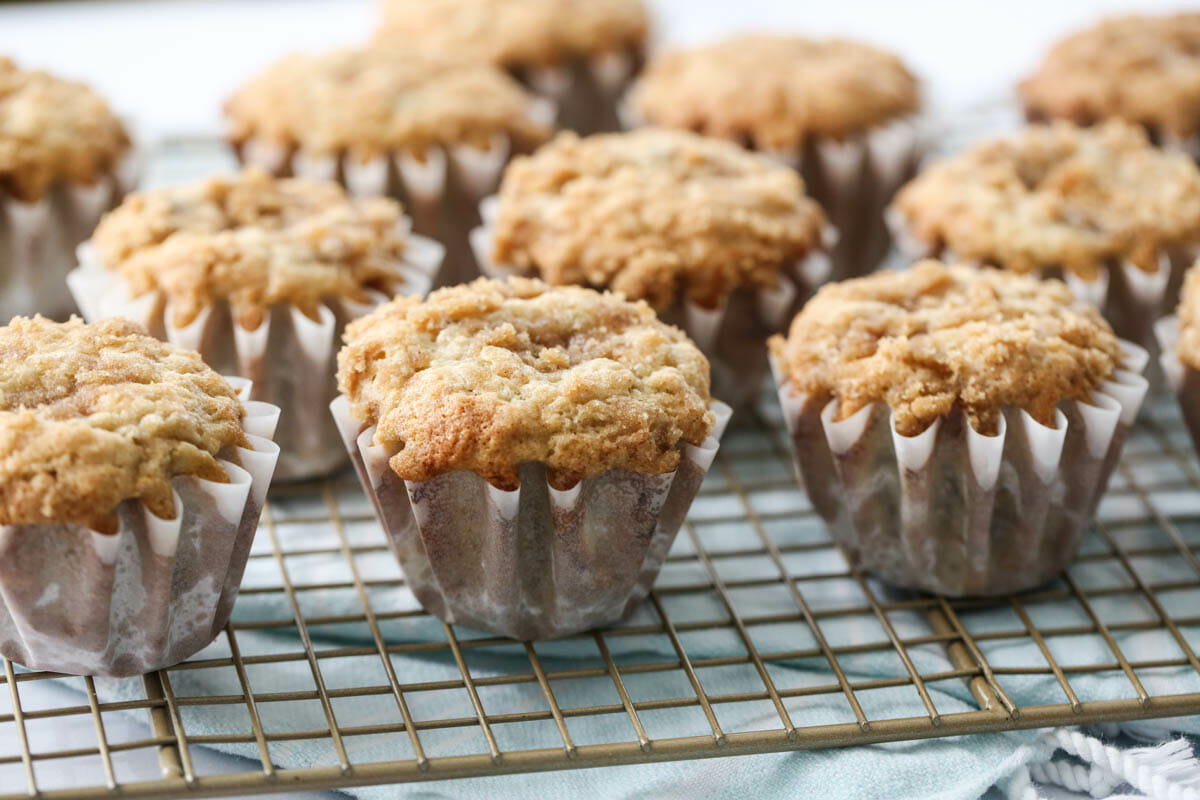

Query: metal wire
[3,396,1200,798]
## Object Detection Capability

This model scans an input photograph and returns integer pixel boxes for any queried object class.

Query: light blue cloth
[70,394,1200,798]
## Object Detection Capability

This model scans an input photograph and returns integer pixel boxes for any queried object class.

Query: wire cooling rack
[2,386,1200,798]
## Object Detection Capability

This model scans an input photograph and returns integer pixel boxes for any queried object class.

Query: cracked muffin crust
[224,47,551,162]
[90,168,411,330]
[769,261,1123,437]
[337,277,714,489]
[0,316,247,534]
[0,58,131,204]
[629,34,919,150]
[490,129,827,310]
[1021,14,1200,138]
[892,121,1200,279]
[375,0,648,68]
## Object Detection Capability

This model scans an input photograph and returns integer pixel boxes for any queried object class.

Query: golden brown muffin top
[1176,261,1200,372]
[0,57,131,203]
[630,34,919,149]
[1020,14,1200,137]
[91,168,411,331]
[337,277,714,489]
[892,121,1200,280]
[375,0,648,67]
[0,317,248,534]
[224,47,551,160]
[490,129,827,310]
[769,261,1123,437]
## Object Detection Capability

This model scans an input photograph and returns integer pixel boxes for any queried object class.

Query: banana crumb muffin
[337,276,714,489]
[490,129,827,310]
[1175,265,1200,373]
[0,57,131,203]
[892,121,1200,279]
[770,261,1123,436]
[0,316,246,534]
[1020,14,1200,140]
[90,168,411,330]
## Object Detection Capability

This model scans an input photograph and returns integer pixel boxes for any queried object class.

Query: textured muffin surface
[1021,14,1200,137]
[490,129,827,309]
[91,168,411,330]
[893,121,1200,279]
[0,57,130,203]
[630,34,919,149]
[337,277,714,489]
[769,261,1123,436]
[225,47,550,160]
[376,0,648,66]
[1176,263,1200,372]
[0,316,247,533]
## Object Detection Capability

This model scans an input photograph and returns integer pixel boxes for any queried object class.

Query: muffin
[769,262,1148,596]
[625,34,922,282]
[374,0,648,135]
[330,277,731,640]
[0,58,136,321]
[890,121,1200,362]
[67,168,441,481]
[224,47,552,288]
[1020,14,1200,155]
[1155,261,1200,458]
[0,316,280,675]
[471,128,831,409]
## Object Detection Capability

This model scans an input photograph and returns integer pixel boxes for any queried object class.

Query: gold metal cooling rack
[2,390,1200,799]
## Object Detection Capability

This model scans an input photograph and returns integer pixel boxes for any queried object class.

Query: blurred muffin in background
[374,0,648,135]
[224,47,552,287]
[472,128,831,409]
[1021,14,1200,156]
[625,34,922,283]
[0,58,136,322]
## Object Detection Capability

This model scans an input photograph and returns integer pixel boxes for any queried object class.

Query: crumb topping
[90,168,411,330]
[892,121,1200,279]
[225,47,551,160]
[630,34,919,149]
[769,261,1123,436]
[375,0,648,67]
[0,317,247,533]
[337,277,714,489]
[490,130,827,310]
[1020,14,1200,137]
[0,58,130,203]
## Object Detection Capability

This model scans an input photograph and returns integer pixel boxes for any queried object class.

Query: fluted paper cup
[516,45,642,134]
[67,231,443,481]
[470,197,835,410]
[771,343,1149,596]
[331,395,731,640]
[0,381,280,676]
[1155,316,1200,460]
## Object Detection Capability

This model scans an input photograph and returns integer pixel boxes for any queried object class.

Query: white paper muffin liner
[770,342,1149,596]
[331,395,731,640]
[0,381,280,677]
[0,150,139,322]
[234,100,553,289]
[514,45,642,135]
[470,200,835,410]
[618,98,923,283]
[66,230,443,481]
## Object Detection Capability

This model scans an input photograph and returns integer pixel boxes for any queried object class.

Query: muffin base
[512,46,643,135]
[770,345,1148,597]
[331,396,731,641]
[0,383,279,677]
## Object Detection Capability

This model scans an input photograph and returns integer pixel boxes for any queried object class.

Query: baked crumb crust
[630,34,919,149]
[1020,14,1200,137]
[769,261,1123,437]
[0,58,130,203]
[0,317,247,533]
[225,47,551,160]
[337,277,714,489]
[892,121,1200,279]
[490,129,827,310]
[375,0,648,67]
[91,168,411,330]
